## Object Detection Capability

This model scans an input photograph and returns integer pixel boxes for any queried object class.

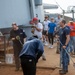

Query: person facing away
[19,35,44,75]
[10,22,27,71]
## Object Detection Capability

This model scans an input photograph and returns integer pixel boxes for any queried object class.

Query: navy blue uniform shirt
[59,26,70,45]
[10,28,27,44]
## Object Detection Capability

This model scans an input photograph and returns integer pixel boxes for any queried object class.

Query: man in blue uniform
[59,20,70,74]
[19,35,44,75]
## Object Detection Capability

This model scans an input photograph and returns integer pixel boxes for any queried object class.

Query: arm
[62,27,70,49]
[65,35,70,46]
[32,25,41,32]
[36,50,43,63]
[23,31,27,43]
[34,23,43,32]
[63,35,70,49]
[36,41,44,63]
[71,28,75,31]
[24,38,26,43]
[35,26,42,32]
[54,24,57,31]
[54,27,56,31]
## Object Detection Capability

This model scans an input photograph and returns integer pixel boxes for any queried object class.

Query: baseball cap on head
[69,21,73,23]
[12,22,17,25]
[32,17,38,22]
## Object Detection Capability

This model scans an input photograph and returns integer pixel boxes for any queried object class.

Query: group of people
[31,15,62,49]
[9,14,75,75]
[9,22,44,75]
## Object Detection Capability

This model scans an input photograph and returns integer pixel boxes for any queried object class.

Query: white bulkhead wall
[35,5,44,22]
[30,0,44,22]
[0,0,31,28]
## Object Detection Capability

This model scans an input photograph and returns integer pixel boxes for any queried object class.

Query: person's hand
[46,31,48,35]
[70,28,75,31]
[55,35,59,38]
[62,45,66,49]
[33,25,36,28]
[11,38,15,41]
[57,41,60,44]
[31,28,35,34]
[16,36,20,40]
[32,25,36,28]
[71,29,74,31]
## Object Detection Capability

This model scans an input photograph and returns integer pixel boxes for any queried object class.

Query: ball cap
[69,21,73,23]
[32,17,38,21]
[12,22,17,25]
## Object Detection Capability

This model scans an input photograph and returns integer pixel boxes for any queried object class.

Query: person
[32,17,46,60]
[59,20,70,74]
[55,15,63,53]
[42,16,50,46]
[10,22,27,71]
[48,17,56,48]
[19,35,44,75]
[32,17,43,39]
[55,14,62,29]
[68,21,75,55]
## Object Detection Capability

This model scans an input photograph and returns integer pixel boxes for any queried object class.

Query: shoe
[50,45,53,48]
[70,52,74,55]
[48,46,51,48]
[48,44,52,48]
[56,50,60,54]
[43,41,45,46]
[73,52,75,55]
[44,41,48,46]
[66,70,68,73]
[45,43,48,46]
[15,68,19,71]
[59,70,67,74]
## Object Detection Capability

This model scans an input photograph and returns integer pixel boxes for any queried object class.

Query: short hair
[45,16,48,18]
[51,17,54,20]
[61,19,66,24]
